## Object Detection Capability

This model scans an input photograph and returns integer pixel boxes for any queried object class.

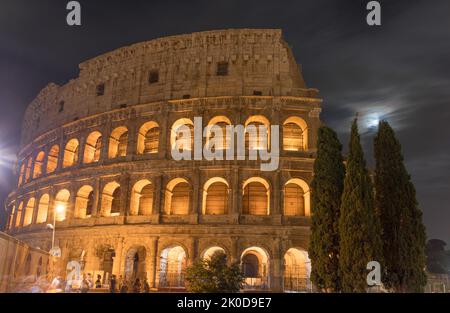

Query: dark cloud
[0,0,449,240]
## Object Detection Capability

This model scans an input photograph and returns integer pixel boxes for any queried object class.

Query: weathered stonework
[5,29,322,292]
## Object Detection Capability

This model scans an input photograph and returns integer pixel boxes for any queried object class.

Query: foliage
[185,251,244,293]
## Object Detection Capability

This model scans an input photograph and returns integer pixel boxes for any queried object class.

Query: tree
[339,119,383,292]
[374,120,427,292]
[185,251,244,293]
[310,126,345,292]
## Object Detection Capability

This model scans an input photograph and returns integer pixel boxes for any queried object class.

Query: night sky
[0,0,449,241]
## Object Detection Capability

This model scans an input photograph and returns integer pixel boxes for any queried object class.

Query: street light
[47,204,66,252]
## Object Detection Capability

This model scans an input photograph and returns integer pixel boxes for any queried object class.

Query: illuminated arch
[241,246,270,290]
[109,126,128,158]
[158,245,187,288]
[202,177,229,215]
[206,116,232,150]
[74,185,94,219]
[137,121,159,154]
[201,246,226,260]
[164,178,190,215]
[23,197,35,226]
[170,118,194,152]
[124,246,147,282]
[63,139,79,168]
[46,145,59,173]
[101,181,121,217]
[54,189,70,221]
[284,178,310,216]
[33,151,45,178]
[18,163,25,187]
[24,158,32,182]
[242,177,270,215]
[245,115,271,151]
[130,179,154,216]
[283,116,308,151]
[283,248,311,292]
[15,202,23,228]
[36,194,49,224]
[83,131,102,163]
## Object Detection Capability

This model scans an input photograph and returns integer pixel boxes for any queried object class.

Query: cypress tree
[374,120,427,292]
[310,126,345,292]
[339,119,383,292]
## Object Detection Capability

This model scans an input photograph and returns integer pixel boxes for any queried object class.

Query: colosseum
[4,29,322,292]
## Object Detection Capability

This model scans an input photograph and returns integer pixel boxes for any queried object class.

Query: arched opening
[18,163,25,186]
[130,180,153,216]
[137,121,159,154]
[83,131,102,163]
[23,197,35,226]
[202,177,229,215]
[108,126,128,158]
[283,117,308,151]
[170,118,194,152]
[283,248,311,292]
[201,246,226,261]
[37,257,43,277]
[63,139,79,168]
[36,194,49,224]
[25,158,32,182]
[99,247,116,286]
[74,185,94,219]
[124,246,147,283]
[15,202,23,228]
[46,145,59,173]
[245,115,270,151]
[241,247,270,290]
[24,254,32,276]
[54,189,70,221]
[101,181,121,217]
[164,178,190,215]
[159,246,187,289]
[284,178,310,216]
[206,116,232,151]
[33,151,45,178]
[242,177,270,215]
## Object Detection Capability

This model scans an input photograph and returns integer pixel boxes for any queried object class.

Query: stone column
[231,166,239,223]
[159,106,169,159]
[31,192,39,225]
[152,175,162,221]
[119,174,130,217]
[127,119,138,158]
[147,237,158,288]
[112,237,124,277]
[91,178,101,217]
[270,238,283,292]
[189,169,200,224]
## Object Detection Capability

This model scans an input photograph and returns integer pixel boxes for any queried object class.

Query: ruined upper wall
[21,29,316,146]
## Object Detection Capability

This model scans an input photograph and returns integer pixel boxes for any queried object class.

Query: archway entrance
[158,246,187,289]
[241,247,269,290]
[283,248,312,292]
[124,246,147,283]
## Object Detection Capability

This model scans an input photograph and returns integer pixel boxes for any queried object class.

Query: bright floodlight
[56,204,65,214]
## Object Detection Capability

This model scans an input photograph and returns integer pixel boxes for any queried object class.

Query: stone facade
[5,29,322,292]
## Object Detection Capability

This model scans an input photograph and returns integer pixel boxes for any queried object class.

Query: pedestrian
[133,278,141,293]
[143,278,150,293]
[80,275,90,293]
[120,281,128,293]
[110,275,117,293]
[95,274,102,288]
[118,275,124,290]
